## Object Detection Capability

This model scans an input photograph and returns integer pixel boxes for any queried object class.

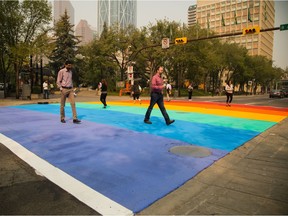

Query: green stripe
[75,103,275,132]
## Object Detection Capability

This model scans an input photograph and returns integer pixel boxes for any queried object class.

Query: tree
[80,38,117,89]
[0,0,51,98]
[49,10,79,77]
[246,55,280,93]
[138,20,184,91]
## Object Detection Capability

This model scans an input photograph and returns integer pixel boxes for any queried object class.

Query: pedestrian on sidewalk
[99,79,108,108]
[166,81,172,102]
[43,80,49,99]
[131,81,142,104]
[144,66,175,126]
[56,60,81,124]
[225,80,234,106]
[187,82,193,101]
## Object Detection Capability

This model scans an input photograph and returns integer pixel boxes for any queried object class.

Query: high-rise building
[75,20,94,46]
[188,0,275,60]
[97,0,137,36]
[188,5,197,25]
[53,0,75,26]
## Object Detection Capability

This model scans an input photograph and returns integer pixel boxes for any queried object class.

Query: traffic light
[175,37,187,45]
[242,26,260,35]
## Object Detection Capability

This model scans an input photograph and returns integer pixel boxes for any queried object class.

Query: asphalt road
[192,94,288,108]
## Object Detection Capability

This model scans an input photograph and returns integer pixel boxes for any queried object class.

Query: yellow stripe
[165,104,286,122]
[86,101,286,122]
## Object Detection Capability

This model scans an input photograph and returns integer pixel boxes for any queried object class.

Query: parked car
[269,89,284,98]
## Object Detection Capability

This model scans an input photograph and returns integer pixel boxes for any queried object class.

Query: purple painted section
[0,106,227,212]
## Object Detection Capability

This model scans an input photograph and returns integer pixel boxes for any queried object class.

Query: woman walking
[187,82,193,101]
[225,80,234,106]
[131,81,142,104]
[99,79,108,108]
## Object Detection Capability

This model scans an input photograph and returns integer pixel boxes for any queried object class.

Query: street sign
[127,66,133,73]
[162,38,170,49]
[280,23,288,31]
[175,37,187,45]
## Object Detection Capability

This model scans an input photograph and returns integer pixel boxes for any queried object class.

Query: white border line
[0,133,134,216]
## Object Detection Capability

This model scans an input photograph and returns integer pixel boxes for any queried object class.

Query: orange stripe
[113,100,288,116]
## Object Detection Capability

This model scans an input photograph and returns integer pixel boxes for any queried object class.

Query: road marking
[0,133,133,216]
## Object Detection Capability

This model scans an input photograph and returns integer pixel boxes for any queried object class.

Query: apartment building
[188,0,275,60]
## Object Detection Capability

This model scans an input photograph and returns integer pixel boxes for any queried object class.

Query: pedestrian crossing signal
[175,37,187,45]
[242,26,260,35]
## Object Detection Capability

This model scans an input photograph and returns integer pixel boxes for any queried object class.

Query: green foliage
[82,20,281,95]
[49,10,79,73]
[1,2,280,98]
[0,0,52,98]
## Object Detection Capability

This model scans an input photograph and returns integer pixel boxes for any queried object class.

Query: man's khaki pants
[60,89,77,120]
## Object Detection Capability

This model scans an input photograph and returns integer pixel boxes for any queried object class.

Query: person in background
[99,79,108,108]
[97,81,102,96]
[187,82,193,101]
[166,81,172,102]
[225,80,234,106]
[144,66,175,126]
[131,81,142,104]
[56,60,81,124]
[43,80,49,99]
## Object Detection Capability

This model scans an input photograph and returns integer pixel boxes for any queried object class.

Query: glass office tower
[98,0,137,35]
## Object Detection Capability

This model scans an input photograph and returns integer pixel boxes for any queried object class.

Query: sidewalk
[0,91,287,215]
[0,89,258,107]
[139,117,288,215]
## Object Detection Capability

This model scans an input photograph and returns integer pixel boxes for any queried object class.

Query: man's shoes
[73,119,81,124]
[61,119,66,123]
[166,120,175,126]
[144,120,152,124]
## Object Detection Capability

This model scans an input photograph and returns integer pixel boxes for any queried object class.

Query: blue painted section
[11,104,259,151]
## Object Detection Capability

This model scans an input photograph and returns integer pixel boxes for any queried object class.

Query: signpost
[162,38,170,49]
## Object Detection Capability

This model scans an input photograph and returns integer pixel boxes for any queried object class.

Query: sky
[69,0,288,70]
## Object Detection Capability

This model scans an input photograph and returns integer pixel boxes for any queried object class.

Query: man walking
[144,66,175,125]
[56,60,81,124]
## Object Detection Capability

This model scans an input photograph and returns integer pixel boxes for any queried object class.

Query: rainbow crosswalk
[0,100,287,214]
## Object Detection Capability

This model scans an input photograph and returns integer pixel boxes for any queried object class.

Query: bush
[32,86,42,94]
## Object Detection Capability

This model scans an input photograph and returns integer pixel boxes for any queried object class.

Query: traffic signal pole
[130,27,281,60]
[181,27,281,44]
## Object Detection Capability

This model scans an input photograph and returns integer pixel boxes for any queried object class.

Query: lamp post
[40,57,43,93]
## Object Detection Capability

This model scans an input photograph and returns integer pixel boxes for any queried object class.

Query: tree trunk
[14,63,20,99]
